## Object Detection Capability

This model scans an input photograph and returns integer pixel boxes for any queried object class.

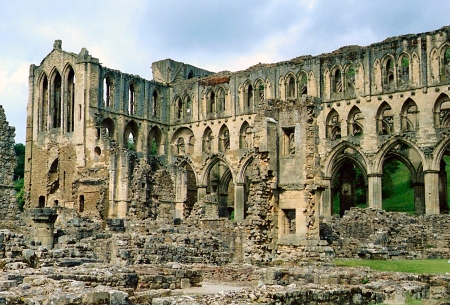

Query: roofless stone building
[24,26,450,250]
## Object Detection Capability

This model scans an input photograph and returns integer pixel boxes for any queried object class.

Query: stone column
[197,185,207,202]
[30,208,58,249]
[412,182,425,215]
[234,183,245,221]
[367,174,382,210]
[424,170,440,214]
[321,178,332,217]
[439,160,448,214]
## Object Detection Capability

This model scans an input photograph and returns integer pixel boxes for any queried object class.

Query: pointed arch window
[385,58,395,85]
[152,90,158,117]
[40,75,49,132]
[347,107,363,137]
[299,73,308,96]
[346,66,355,96]
[185,95,192,117]
[66,68,75,132]
[51,72,62,128]
[333,69,342,93]
[444,48,450,79]
[377,102,394,135]
[286,76,295,98]
[245,84,253,111]
[401,99,418,132]
[128,83,136,115]
[326,110,341,140]
[400,56,410,83]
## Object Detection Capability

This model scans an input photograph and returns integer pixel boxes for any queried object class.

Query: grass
[382,161,415,214]
[334,259,450,274]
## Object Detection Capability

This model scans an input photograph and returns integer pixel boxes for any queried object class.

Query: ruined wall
[0,105,19,227]
[321,207,450,259]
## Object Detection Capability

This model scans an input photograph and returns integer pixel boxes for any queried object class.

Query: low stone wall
[320,207,450,259]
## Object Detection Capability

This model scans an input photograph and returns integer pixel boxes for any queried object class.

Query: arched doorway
[331,160,367,217]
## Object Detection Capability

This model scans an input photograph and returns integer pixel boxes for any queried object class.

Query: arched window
[176,97,183,119]
[207,91,215,114]
[185,95,192,117]
[51,71,62,128]
[443,48,450,79]
[103,75,113,107]
[286,76,295,98]
[79,195,85,213]
[347,106,363,137]
[152,90,158,117]
[435,94,450,128]
[346,66,355,96]
[255,80,265,102]
[217,88,226,112]
[385,58,395,85]
[66,67,75,132]
[128,83,136,115]
[40,75,49,132]
[244,84,253,111]
[124,121,138,151]
[333,69,342,93]
[400,55,410,83]
[299,73,308,96]
[148,126,162,155]
[219,125,230,151]
[377,102,394,135]
[401,99,418,132]
[202,127,213,153]
[326,110,341,140]
[239,122,252,149]
[177,137,185,155]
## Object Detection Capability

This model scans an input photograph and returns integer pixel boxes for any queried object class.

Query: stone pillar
[197,185,207,202]
[234,183,245,221]
[321,178,332,217]
[413,182,425,215]
[439,160,448,214]
[30,208,58,249]
[424,170,440,214]
[367,174,382,210]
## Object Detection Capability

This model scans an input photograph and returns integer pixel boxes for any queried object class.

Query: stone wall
[320,207,450,259]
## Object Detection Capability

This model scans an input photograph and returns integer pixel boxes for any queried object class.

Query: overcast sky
[1,0,449,144]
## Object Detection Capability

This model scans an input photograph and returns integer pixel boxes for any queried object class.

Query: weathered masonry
[25,26,450,242]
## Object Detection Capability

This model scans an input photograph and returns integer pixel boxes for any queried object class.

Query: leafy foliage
[13,143,25,180]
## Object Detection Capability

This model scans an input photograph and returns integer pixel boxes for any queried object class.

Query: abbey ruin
[0,24,447,303]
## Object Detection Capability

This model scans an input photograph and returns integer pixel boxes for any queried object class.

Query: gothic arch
[63,64,75,132]
[376,101,394,135]
[346,106,364,137]
[434,93,450,128]
[171,127,195,155]
[430,48,440,84]
[38,71,49,132]
[124,120,139,151]
[173,95,183,119]
[285,72,296,98]
[239,121,252,149]
[331,65,343,93]
[243,80,254,112]
[151,88,160,117]
[382,54,396,87]
[202,127,213,154]
[439,43,450,81]
[218,124,231,152]
[344,64,356,96]
[103,72,115,108]
[199,154,236,188]
[373,137,425,179]
[237,154,255,184]
[401,98,419,132]
[323,141,369,180]
[128,80,139,115]
[254,78,265,104]
[326,109,341,140]
[398,53,411,84]
[298,71,308,96]
[49,68,62,129]
[216,86,227,112]
[101,117,115,141]
[148,125,162,155]
[431,136,450,170]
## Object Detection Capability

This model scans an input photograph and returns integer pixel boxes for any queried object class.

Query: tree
[13,143,25,180]
[13,143,25,211]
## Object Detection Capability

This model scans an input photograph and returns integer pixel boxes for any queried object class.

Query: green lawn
[381,161,415,214]
[334,259,450,274]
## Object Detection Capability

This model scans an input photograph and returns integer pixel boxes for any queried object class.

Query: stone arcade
[25,25,450,251]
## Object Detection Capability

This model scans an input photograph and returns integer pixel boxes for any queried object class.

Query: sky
[1,0,449,144]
